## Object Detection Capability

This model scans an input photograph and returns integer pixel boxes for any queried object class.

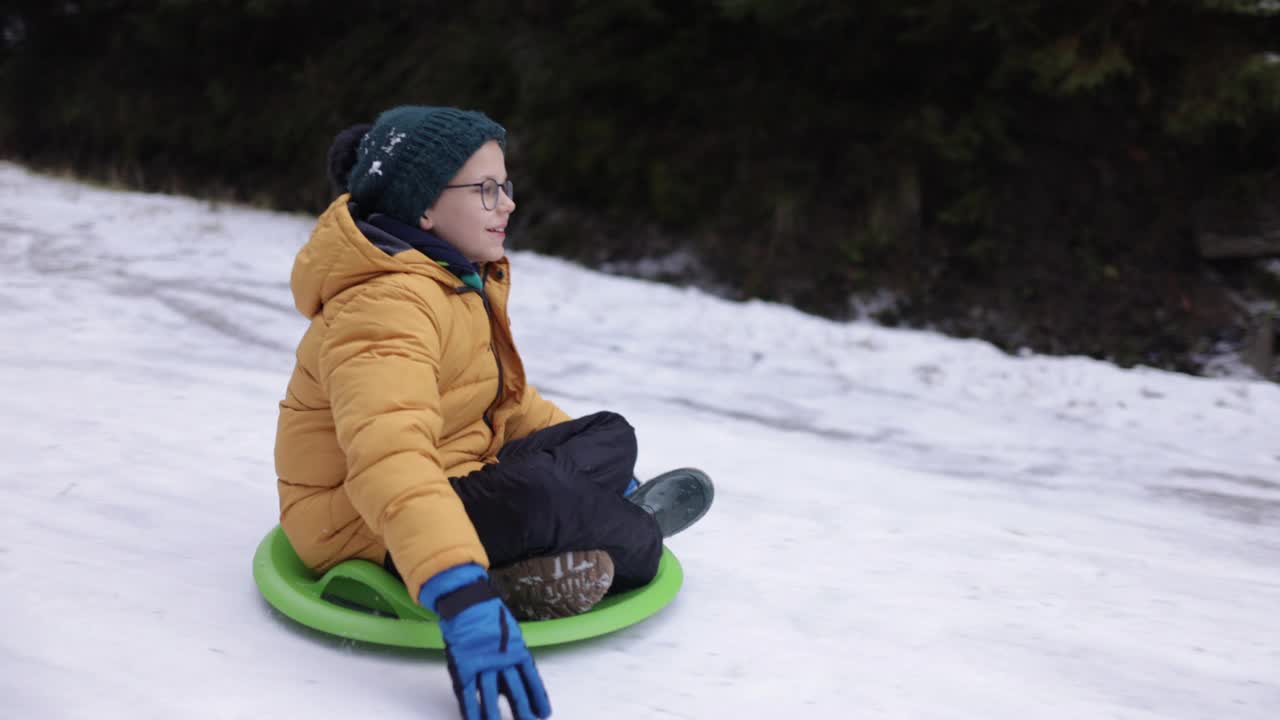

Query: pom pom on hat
[326,123,373,195]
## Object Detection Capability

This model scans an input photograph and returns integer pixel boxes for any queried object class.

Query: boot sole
[489,549,615,621]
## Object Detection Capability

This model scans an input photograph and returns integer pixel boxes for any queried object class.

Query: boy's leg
[385,410,661,616]
[449,447,663,592]
[496,411,638,497]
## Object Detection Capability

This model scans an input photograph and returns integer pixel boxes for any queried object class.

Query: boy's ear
[419,214,433,231]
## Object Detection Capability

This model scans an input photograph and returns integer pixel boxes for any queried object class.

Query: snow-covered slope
[2,163,1277,719]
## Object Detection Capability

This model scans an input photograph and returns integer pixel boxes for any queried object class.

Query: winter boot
[628,468,714,538]
[489,549,615,621]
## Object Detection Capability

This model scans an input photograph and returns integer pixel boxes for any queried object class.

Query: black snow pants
[390,411,663,593]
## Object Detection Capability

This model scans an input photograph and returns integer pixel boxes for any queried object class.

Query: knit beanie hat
[340,106,507,224]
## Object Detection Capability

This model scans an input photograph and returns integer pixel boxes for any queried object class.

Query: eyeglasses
[441,178,514,211]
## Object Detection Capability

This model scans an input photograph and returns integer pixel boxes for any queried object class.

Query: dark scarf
[355,209,484,290]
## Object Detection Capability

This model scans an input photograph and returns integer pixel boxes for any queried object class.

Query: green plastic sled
[252,525,683,648]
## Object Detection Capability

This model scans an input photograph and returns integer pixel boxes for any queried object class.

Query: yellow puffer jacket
[274,195,570,598]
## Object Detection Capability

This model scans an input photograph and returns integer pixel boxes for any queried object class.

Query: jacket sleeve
[318,283,488,598]
[503,384,572,444]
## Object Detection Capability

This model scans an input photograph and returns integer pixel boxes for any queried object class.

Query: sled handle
[311,560,437,622]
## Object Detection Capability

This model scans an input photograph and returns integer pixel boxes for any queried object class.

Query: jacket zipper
[456,284,504,431]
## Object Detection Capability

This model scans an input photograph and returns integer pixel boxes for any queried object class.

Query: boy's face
[420,140,514,264]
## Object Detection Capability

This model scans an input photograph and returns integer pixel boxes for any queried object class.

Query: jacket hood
[290,194,459,317]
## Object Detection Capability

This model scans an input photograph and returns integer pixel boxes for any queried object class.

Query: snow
[1,161,1278,719]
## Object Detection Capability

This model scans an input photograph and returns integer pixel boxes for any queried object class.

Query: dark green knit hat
[346,105,507,224]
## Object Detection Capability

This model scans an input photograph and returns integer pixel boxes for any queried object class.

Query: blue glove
[420,563,552,720]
